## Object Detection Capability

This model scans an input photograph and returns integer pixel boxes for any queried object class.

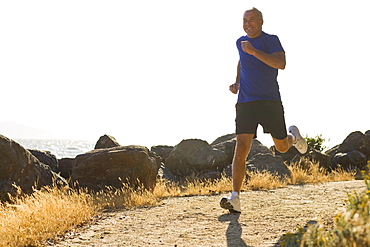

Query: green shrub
[305,134,328,152]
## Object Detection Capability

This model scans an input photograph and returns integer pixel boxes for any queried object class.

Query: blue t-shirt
[237,32,284,103]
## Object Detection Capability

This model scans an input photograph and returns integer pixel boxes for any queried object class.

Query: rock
[339,131,364,152]
[94,134,121,149]
[332,153,350,168]
[223,164,232,177]
[71,145,161,191]
[211,134,236,146]
[211,134,237,166]
[272,145,303,163]
[165,139,228,177]
[0,135,67,202]
[58,158,74,179]
[210,134,272,166]
[325,145,340,160]
[332,150,367,170]
[158,163,179,182]
[339,131,370,159]
[309,148,332,170]
[221,167,252,181]
[28,149,59,172]
[248,139,272,159]
[198,171,223,180]
[272,144,334,170]
[246,153,289,177]
[151,145,173,163]
[0,180,22,202]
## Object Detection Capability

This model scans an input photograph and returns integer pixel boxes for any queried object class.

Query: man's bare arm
[229,61,241,94]
[253,50,286,70]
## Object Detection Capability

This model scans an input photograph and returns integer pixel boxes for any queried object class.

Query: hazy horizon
[1,121,367,150]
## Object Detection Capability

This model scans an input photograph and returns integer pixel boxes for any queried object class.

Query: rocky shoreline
[1,130,370,201]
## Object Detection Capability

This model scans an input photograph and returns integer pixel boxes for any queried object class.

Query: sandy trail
[51,180,365,247]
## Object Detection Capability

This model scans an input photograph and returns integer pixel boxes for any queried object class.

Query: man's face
[243,10,263,38]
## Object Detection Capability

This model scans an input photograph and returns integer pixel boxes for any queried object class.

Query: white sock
[231,191,239,197]
[291,133,297,144]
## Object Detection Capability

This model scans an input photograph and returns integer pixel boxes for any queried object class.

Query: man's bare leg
[232,133,254,192]
[272,134,294,153]
[220,133,254,213]
[273,126,308,154]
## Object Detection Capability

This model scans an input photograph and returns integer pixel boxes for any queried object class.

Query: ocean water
[15,139,95,159]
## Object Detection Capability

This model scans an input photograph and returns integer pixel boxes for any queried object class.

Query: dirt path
[51,180,365,247]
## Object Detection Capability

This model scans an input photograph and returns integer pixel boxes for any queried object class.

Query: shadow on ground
[218,213,251,247]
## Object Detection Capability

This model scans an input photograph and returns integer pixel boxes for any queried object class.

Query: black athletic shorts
[235,100,288,140]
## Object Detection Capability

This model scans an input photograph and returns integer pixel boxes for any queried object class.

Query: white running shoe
[289,125,308,154]
[220,193,241,213]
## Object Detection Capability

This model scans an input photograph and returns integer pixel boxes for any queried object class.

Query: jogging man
[220,7,308,214]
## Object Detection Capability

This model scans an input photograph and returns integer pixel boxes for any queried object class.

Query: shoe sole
[220,198,241,214]
[289,126,308,154]
[296,138,308,154]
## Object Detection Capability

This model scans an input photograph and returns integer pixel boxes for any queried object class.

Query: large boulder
[211,133,236,146]
[151,145,173,163]
[165,139,228,177]
[332,150,367,170]
[0,180,22,202]
[325,145,340,160]
[211,135,236,165]
[322,131,370,173]
[71,145,161,191]
[0,135,67,202]
[246,153,289,177]
[272,145,304,163]
[28,149,59,172]
[309,148,332,170]
[338,131,370,159]
[58,158,74,179]
[248,139,272,159]
[272,145,332,170]
[94,134,121,149]
[210,134,271,165]
[158,163,179,182]
[210,136,276,179]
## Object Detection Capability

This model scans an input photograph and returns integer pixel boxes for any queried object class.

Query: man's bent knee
[273,137,291,153]
[275,143,289,153]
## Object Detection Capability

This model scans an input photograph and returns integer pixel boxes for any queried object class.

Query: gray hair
[245,7,263,20]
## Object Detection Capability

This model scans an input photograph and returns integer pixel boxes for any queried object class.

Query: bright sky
[1,0,369,149]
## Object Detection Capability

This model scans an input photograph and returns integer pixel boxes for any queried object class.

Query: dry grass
[0,187,96,247]
[92,185,159,209]
[154,175,234,198]
[287,159,355,185]
[0,159,356,247]
[247,170,287,190]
